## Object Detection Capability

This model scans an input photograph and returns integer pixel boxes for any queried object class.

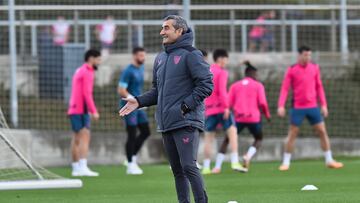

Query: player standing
[68,49,101,177]
[118,47,151,175]
[96,15,117,58]
[51,16,70,46]
[202,49,246,174]
[278,46,343,171]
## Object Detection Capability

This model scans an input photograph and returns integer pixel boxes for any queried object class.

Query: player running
[228,61,270,171]
[68,49,101,177]
[202,49,246,175]
[213,61,270,172]
[277,45,343,171]
[118,47,151,175]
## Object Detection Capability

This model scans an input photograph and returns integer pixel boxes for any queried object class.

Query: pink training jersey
[249,16,266,38]
[205,63,229,116]
[278,62,327,109]
[52,21,70,46]
[67,63,98,115]
[229,77,271,123]
[96,20,116,44]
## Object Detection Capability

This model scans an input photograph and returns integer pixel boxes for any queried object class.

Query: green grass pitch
[1,158,359,203]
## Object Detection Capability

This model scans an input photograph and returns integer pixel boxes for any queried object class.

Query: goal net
[0,106,82,190]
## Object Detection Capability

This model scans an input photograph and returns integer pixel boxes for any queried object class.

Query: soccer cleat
[231,162,248,173]
[326,161,344,169]
[211,168,221,174]
[201,167,211,175]
[242,155,251,170]
[127,163,143,175]
[279,164,290,171]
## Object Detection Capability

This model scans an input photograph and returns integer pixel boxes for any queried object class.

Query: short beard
[136,60,145,65]
[93,65,98,71]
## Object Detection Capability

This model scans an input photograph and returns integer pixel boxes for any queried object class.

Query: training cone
[301,185,318,191]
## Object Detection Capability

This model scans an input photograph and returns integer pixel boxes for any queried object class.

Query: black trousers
[125,123,150,162]
[162,126,208,203]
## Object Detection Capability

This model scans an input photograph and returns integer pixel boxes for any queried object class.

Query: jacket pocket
[165,103,185,126]
[185,104,205,122]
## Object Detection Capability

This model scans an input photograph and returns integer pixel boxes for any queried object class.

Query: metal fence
[0,0,359,138]
[2,3,360,54]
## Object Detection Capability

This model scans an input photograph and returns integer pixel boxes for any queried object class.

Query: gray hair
[163,15,189,34]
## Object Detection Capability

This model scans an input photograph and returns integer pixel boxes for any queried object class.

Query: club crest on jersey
[174,56,181,65]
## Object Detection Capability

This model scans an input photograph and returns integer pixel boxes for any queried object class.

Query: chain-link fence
[0,0,359,137]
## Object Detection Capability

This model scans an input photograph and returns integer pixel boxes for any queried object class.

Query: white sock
[71,162,79,171]
[246,146,257,160]
[79,159,87,169]
[324,150,334,164]
[230,152,239,164]
[214,153,225,169]
[132,155,137,164]
[203,159,211,169]
[282,153,292,166]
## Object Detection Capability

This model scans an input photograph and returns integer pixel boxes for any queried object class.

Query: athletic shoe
[71,170,82,177]
[72,167,99,177]
[133,163,144,173]
[242,155,251,170]
[201,167,211,175]
[279,164,290,171]
[125,160,144,173]
[196,162,203,169]
[326,161,344,169]
[211,168,221,174]
[82,167,99,176]
[127,163,143,175]
[123,160,128,167]
[231,163,248,173]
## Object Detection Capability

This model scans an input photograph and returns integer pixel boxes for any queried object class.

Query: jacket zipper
[160,54,170,130]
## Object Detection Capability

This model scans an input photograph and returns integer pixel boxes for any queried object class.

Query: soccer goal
[0,106,82,190]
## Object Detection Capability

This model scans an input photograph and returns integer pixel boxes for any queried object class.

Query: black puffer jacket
[136,29,213,132]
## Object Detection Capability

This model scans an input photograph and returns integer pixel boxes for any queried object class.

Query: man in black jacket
[119,15,213,203]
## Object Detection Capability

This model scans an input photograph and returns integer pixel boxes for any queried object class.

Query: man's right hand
[277,107,286,118]
[119,97,139,116]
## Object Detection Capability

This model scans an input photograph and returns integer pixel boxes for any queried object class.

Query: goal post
[0,106,82,190]
[0,179,83,191]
